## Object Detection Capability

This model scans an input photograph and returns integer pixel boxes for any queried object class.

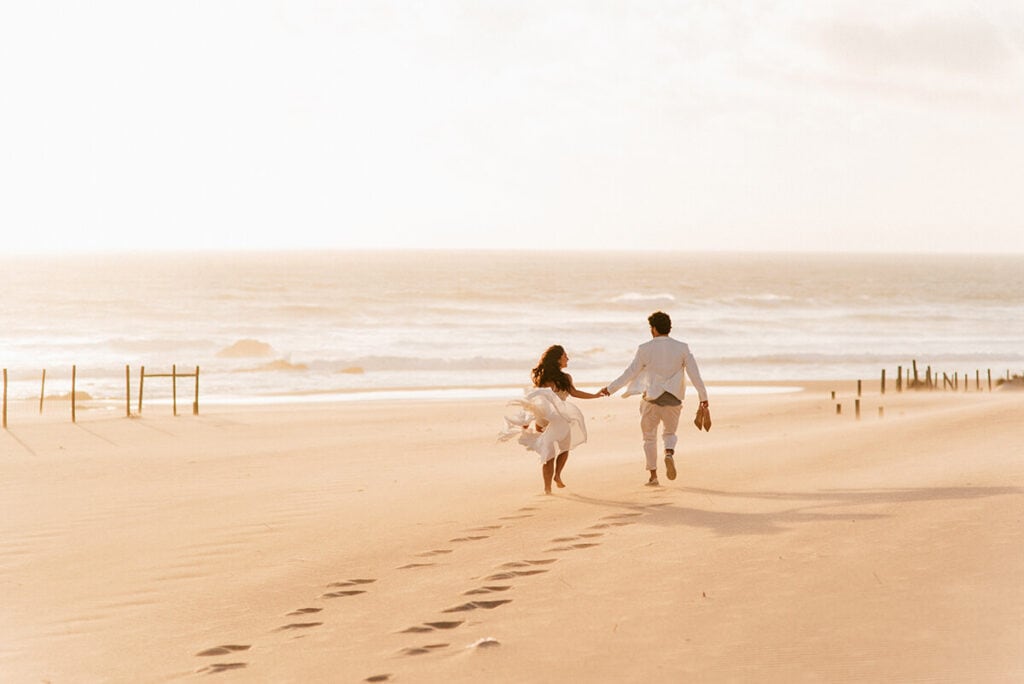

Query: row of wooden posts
[1,365,199,429]
[832,361,1019,421]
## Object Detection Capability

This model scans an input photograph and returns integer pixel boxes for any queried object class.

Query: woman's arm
[566,375,604,399]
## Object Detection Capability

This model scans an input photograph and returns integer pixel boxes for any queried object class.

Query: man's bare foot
[554,476,566,488]
[544,487,552,495]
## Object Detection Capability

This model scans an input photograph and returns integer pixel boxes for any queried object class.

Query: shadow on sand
[566,485,1022,537]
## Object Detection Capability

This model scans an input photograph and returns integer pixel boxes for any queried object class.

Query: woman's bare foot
[553,476,566,488]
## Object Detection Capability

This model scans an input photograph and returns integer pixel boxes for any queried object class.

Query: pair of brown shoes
[694,405,712,431]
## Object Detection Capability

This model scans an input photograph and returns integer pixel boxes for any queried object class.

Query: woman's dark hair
[531,345,572,392]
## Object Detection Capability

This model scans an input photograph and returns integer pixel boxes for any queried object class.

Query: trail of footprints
[194,506,647,677]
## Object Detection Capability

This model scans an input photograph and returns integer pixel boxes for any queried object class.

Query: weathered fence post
[855,399,861,420]
[193,366,200,416]
[71,365,77,423]
[897,365,902,392]
[39,369,46,414]
[138,366,145,415]
[857,380,862,397]
[172,364,177,417]
[836,403,842,415]
[881,369,886,395]
[126,365,131,418]
[988,369,992,391]
[912,359,919,386]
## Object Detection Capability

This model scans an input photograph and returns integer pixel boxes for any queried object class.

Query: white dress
[498,387,588,463]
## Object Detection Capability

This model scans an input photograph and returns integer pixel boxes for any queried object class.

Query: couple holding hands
[501,311,711,494]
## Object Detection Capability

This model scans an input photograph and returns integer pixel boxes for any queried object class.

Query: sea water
[1,251,1022,404]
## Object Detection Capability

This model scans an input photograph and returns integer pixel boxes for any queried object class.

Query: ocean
[1,251,1022,406]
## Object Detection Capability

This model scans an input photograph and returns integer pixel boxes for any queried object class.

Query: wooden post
[193,366,200,416]
[830,390,836,400]
[855,398,861,420]
[881,369,886,395]
[138,366,145,415]
[836,403,842,415]
[126,365,131,417]
[912,360,919,386]
[988,369,992,391]
[857,380,862,397]
[2,368,7,429]
[976,370,980,391]
[926,366,932,389]
[897,365,902,392]
[40,369,46,414]
[71,365,77,424]
[172,364,177,417]
[878,406,884,418]
[954,372,959,391]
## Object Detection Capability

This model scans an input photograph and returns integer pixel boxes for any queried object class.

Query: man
[601,311,709,486]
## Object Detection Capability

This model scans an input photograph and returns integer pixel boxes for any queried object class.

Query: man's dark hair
[648,311,671,335]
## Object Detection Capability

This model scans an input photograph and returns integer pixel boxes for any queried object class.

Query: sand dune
[0,383,1021,682]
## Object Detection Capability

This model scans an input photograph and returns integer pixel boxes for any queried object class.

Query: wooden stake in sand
[878,406,884,418]
[125,365,131,418]
[855,399,861,420]
[897,365,902,392]
[39,369,46,415]
[881,369,886,395]
[71,365,77,424]
[836,403,842,415]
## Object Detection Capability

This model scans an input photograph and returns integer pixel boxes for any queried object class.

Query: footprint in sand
[274,622,323,631]
[464,585,512,595]
[550,536,576,542]
[328,578,376,587]
[602,512,644,519]
[286,608,322,616]
[442,599,512,613]
[197,662,247,674]
[578,532,603,538]
[416,549,453,557]
[500,559,557,568]
[401,620,465,633]
[449,535,489,542]
[546,542,600,552]
[399,643,449,656]
[195,644,250,657]
[467,525,503,531]
[398,562,435,570]
[498,514,534,520]
[321,589,367,599]
[365,674,392,682]
[485,569,548,580]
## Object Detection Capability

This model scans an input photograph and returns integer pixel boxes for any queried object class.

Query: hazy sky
[2,1,1022,254]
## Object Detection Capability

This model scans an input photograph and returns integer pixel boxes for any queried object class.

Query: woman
[500,345,606,494]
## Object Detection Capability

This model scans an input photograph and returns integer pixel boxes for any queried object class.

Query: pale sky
[2,1,1023,254]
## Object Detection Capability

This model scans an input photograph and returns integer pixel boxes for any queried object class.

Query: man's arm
[603,347,646,396]
[684,349,709,404]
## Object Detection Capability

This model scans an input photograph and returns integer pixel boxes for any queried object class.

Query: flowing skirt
[497,388,588,463]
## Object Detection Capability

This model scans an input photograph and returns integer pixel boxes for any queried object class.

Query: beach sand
[1,382,1022,682]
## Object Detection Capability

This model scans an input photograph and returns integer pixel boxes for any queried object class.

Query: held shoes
[694,405,712,432]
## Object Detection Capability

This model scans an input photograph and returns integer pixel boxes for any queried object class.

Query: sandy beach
[1,382,1022,682]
